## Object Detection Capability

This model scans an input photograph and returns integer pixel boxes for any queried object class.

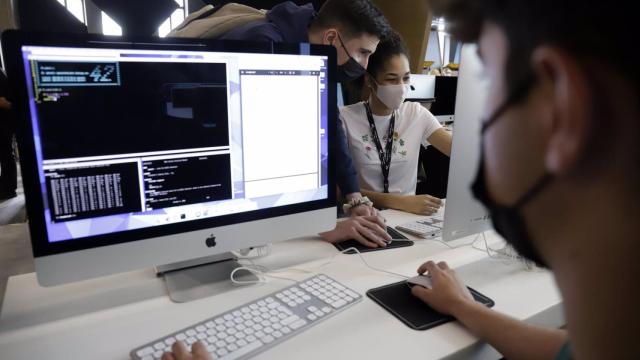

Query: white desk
[0,210,564,359]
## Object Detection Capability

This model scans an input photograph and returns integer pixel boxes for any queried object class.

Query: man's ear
[530,46,595,176]
[323,28,338,46]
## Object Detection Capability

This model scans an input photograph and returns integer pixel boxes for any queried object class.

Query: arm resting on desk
[362,190,443,216]
[412,261,567,360]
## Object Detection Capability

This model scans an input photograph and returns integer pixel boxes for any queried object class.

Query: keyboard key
[262,335,275,344]
[280,315,300,326]
[216,349,228,357]
[136,347,154,357]
[218,341,262,360]
[331,300,347,308]
[290,319,307,330]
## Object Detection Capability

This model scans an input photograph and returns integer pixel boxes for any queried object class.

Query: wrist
[449,296,481,320]
[319,227,344,243]
[344,192,362,202]
[342,196,373,215]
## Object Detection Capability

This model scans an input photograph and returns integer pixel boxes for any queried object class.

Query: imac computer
[1,31,337,301]
[442,44,492,242]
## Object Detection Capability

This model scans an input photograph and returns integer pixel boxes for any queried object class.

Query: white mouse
[406,275,433,289]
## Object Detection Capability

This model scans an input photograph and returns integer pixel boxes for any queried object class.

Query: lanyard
[364,102,396,193]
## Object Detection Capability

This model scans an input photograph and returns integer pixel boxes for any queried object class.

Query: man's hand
[397,195,442,215]
[0,97,11,110]
[411,261,474,315]
[161,341,213,360]
[320,215,391,248]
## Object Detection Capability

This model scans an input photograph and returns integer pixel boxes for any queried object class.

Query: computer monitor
[442,44,491,242]
[1,31,337,299]
[406,74,435,102]
[430,76,458,124]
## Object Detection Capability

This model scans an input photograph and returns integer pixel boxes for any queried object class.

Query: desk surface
[0,210,564,360]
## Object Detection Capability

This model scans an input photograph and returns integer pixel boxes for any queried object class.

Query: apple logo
[205,234,217,248]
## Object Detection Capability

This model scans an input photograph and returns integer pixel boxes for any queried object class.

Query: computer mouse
[406,275,432,289]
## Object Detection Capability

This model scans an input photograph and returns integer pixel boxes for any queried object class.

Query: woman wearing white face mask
[340,31,453,215]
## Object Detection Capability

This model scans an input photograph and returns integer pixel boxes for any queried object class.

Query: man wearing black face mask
[172,1,394,247]
[407,1,640,359]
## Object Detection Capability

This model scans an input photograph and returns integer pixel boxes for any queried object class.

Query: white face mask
[373,81,410,110]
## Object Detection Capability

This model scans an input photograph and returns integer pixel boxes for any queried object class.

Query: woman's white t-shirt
[340,101,442,195]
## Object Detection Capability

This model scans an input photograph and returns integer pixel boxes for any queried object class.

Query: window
[56,0,86,24]
[55,0,188,37]
[158,0,188,37]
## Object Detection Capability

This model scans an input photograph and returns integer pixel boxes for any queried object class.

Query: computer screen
[1,31,337,286]
[442,44,491,241]
[23,45,330,243]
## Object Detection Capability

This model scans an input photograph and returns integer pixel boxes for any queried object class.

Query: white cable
[230,265,299,285]
[336,247,410,279]
[230,266,266,285]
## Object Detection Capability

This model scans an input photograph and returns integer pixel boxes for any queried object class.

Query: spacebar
[219,341,263,360]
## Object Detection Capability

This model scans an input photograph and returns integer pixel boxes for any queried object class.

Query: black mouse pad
[366,280,495,330]
[333,227,413,254]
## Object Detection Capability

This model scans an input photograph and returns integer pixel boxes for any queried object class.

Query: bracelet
[342,196,374,215]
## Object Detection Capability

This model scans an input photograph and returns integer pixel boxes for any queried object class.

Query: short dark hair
[427,0,639,97]
[311,0,391,40]
[366,31,409,78]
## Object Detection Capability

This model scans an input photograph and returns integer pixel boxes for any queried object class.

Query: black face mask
[335,33,366,83]
[470,77,553,268]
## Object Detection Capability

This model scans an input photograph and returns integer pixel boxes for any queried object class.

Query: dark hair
[427,0,639,97]
[366,31,409,78]
[310,0,391,39]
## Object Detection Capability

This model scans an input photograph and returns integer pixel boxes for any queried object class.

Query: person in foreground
[181,0,394,247]
[163,0,640,357]
[411,0,640,359]
[340,31,452,215]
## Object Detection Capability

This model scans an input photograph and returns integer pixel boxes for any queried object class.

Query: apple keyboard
[131,274,362,360]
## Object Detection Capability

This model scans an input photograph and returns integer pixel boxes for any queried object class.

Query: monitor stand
[156,252,259,303]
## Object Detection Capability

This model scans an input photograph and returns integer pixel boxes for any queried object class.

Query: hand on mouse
[411,261,474,315]
[319,215,391,248]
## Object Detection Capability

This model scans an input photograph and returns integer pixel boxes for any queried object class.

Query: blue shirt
[220,2,361,195]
